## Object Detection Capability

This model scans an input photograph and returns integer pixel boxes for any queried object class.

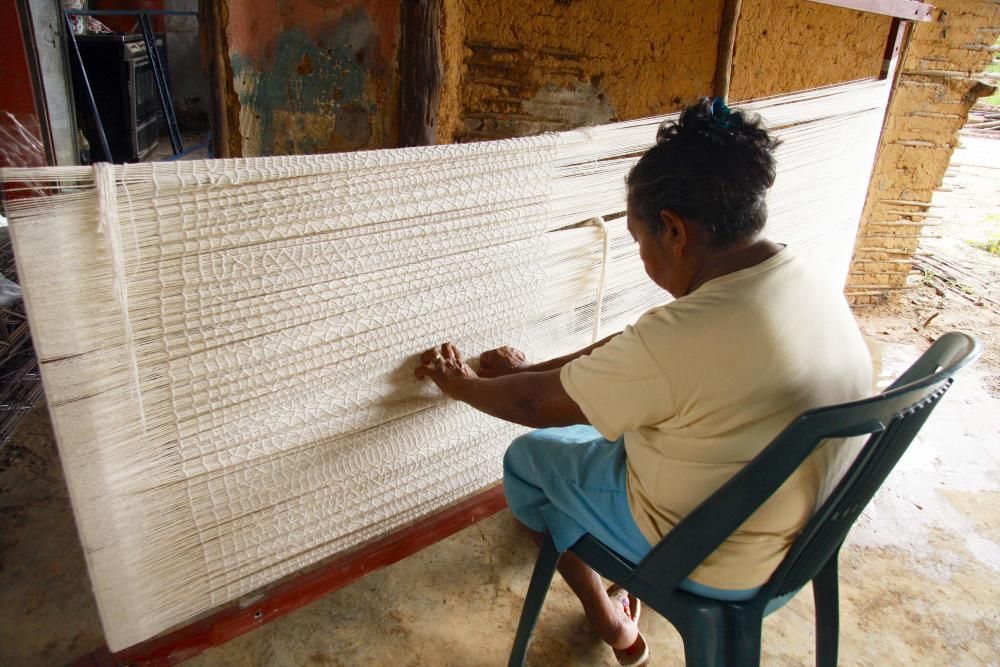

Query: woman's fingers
[415,343,478,392]
[420,348,437,364]
[479,349,497,367]
[478,346,527,378]
[442,342,462,362]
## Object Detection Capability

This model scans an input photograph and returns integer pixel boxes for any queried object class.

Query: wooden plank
[71,485,508,666]
[198,0,238,157]
[714,0,743,102]
[399,0,443,147]
[881,17,906,78]
[807,0,935,21]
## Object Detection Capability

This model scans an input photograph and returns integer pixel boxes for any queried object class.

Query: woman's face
[626,206,688,297]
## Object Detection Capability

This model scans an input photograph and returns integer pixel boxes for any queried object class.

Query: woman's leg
[548,534,638,650]
[503,428,647,650]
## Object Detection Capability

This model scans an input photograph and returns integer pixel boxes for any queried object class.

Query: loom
[0,79,888,651]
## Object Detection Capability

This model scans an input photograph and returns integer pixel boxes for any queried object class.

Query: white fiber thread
[587,216,611,343]
[95,162,147,430]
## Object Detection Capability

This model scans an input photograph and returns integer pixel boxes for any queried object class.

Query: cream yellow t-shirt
[560,247,872,589]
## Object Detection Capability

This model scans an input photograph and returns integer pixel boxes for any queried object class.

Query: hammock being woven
[0,80,889,649]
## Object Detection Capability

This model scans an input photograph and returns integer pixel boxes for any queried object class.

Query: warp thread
[94,162,146,429]
[587,215,611,343]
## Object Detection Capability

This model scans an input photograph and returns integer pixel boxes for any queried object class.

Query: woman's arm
[478,333,619,377]
[416,343,588,428]
[523,333,619,372]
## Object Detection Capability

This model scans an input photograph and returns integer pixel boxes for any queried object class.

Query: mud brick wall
[729,0,890,100]
[848,0,999,305]
[437,0,724,143]
[437,0,892,143]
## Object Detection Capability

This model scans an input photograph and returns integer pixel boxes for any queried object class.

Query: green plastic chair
[508,332,981,667]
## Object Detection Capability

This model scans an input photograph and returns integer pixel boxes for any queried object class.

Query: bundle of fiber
[0,78,888,649]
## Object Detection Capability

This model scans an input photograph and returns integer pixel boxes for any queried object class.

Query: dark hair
[626,97,780,248]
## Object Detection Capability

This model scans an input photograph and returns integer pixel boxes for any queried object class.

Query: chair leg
[812,555,840,667]
[508,532,561,667]
[730,611,763,667]
[677,609,737,667]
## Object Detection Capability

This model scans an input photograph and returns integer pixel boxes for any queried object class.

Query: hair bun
[659,97,772,153]
[709,97,742,130]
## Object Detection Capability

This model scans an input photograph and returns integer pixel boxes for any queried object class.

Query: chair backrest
[623,332,981,604]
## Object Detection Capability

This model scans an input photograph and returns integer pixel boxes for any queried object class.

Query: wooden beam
[807,0,935,22]
[714,0,743,102]
[71,485,508,666]
[199,0,239,157]
[399,0,443,147]
[881,17,908,78]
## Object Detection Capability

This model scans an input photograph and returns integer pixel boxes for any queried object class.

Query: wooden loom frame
[64,2,933,664]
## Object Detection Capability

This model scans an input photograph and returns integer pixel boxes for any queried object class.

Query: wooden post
[399,0,443,147]
[871,17,914,161]
[714,0,743,102]
[199,0,240,157]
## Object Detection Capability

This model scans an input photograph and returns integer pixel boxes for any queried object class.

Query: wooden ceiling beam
[807,0,935,22]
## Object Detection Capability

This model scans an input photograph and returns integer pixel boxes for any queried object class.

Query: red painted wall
[0,2,46,169]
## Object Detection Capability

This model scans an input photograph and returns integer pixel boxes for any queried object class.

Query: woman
[415,99,871,666]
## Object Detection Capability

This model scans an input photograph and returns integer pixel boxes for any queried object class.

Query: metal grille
[135,120,160,159]
[134,61,157,120]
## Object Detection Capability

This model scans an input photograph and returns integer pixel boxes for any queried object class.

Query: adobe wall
[437,0,725,143]
[848,0,999,305]
[438,0,896,143]
[729,0,890,101]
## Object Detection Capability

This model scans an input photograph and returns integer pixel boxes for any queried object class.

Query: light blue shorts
[502,425,763,602]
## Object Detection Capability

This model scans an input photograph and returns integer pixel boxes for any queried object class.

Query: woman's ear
[658,209,689,257]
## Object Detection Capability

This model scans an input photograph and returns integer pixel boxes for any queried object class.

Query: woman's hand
[415,342,477,397]
[415,342,588,428]
[478,346,529,378]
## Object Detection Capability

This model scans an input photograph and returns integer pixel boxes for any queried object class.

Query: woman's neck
[685,238,783,295]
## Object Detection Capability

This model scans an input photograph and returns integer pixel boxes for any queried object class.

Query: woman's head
[624,98,781,296]
[626,98,780,248]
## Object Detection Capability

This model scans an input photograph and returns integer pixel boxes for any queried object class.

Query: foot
[606,587,649,666]
[602,586,640,650]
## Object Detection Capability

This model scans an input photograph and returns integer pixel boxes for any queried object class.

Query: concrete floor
[1,339,997,666]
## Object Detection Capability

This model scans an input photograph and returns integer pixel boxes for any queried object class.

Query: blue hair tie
[710,97,734,129]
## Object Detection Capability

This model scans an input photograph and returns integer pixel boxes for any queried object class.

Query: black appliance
[71,33,163,163]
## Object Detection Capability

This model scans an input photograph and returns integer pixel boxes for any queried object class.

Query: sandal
[607,586,650,667]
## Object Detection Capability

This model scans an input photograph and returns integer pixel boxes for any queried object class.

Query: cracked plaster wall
[221,0,399,157]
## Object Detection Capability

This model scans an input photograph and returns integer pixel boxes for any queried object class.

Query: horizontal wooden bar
[64,8,198,17]
[807,0,935,21]
[72,485,508,666]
